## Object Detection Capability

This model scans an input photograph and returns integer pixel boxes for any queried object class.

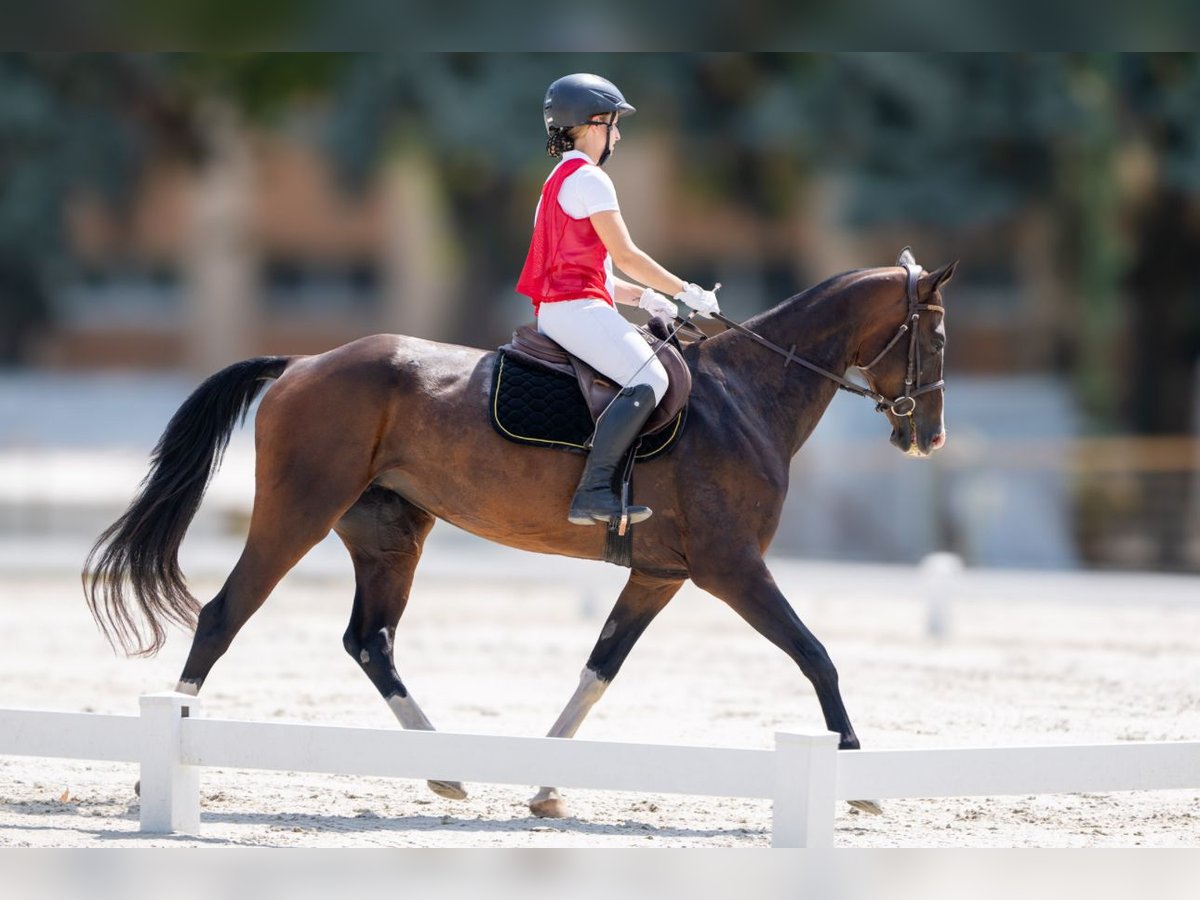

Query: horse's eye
[931,335,946,353]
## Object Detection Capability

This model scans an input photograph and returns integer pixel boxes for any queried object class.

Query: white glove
[674,282,720,318]
[638,287,679,320]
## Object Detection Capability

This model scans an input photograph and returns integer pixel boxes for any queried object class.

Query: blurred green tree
[0,53,352,364]
[812,53,1200,434]
[1117,54,1200,436]
[0,55,149,363]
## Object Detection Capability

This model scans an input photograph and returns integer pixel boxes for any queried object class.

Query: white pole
[139,692,201,834]
[921,551,964,638]
[771,732,839,848]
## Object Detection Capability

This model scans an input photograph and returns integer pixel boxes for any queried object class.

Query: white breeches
[537,298,669,405]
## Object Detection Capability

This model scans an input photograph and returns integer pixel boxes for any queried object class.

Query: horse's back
[280,332,486,380]
[260,333,490,411]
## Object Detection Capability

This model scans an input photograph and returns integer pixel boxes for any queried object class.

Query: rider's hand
[638,287,679,320]
[674,282,721,318]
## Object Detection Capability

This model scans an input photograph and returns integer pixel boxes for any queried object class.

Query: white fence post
[139,692,201,834]
[921,552,964,638]
[771,732,839,848]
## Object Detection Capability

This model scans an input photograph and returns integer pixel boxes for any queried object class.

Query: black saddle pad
[490,352,685,460]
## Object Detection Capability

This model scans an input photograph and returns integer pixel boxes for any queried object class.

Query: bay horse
[85,250,954,818]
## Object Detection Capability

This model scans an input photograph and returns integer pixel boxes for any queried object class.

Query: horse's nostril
[930,432,946,450]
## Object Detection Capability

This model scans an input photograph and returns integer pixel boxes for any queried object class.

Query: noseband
[706,260,945,417]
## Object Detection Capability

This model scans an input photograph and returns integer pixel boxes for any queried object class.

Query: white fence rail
[3,692,1199,846]
[837,743,1200,800]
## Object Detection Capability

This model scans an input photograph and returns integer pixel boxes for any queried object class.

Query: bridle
[698,255,945,418]
[853,258,946,417]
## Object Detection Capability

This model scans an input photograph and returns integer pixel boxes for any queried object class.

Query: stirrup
[567,487,652,527]
[567,503,652,527]
[611,504,652,535]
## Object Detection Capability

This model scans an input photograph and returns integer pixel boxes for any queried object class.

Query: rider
[517,73,721,526]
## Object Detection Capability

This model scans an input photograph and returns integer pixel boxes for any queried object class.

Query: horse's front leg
[691,552,882,815]
[529,571,684,819]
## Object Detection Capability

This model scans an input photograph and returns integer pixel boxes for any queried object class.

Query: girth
[499,322,692,437]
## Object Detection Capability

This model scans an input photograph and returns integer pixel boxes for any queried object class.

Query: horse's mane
[741,267,878,331]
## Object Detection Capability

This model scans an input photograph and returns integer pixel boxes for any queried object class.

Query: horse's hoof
[530,796,569,818]
[528,787,569,818]
[848,799,883,816]
[427,779,468,800]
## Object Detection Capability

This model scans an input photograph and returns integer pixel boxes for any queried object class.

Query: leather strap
[700,262,946,416]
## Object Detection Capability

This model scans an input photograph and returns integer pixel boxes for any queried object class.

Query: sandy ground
[2,540,1200,848]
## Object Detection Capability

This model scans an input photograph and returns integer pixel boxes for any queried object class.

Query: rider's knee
[632,359,669,406]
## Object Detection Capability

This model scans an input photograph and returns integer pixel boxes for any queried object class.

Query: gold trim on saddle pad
[490,354,685,460]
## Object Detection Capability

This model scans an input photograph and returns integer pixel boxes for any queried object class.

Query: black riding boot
[567,383,656,526]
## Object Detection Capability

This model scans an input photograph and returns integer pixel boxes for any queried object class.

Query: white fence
[3,692,1200,847]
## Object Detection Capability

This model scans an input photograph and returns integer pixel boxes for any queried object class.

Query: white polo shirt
[534,150,620,301]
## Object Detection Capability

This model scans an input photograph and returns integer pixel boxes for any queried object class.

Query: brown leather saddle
[498,322,692,437]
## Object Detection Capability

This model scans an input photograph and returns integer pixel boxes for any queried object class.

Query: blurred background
[1,52,1198,574]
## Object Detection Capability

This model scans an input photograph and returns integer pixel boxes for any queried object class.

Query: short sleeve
[558,166,620,218]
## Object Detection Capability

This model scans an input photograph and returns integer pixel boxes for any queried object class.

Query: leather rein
[695,263,945,417]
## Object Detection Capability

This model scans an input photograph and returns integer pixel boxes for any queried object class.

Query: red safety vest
[516,157,612,314]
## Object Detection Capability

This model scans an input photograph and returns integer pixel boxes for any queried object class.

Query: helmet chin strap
[595,114,616,167]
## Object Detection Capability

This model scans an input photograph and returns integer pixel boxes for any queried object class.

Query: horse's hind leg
[176,457,369,695]
[332,486,465,801]
[529,571,683,818]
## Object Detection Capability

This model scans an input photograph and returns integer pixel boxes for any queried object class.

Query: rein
[698,262,945,417]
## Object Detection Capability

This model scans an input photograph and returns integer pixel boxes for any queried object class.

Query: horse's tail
[83,356,295,657]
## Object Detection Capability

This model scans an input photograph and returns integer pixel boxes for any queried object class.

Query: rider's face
[579,115,619,162]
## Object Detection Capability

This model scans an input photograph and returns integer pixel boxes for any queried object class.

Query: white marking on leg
[529,670,607,818]
[546,668,608,739]
[387,692,467,799]
[387,693,436,731]
[174,681,200,696]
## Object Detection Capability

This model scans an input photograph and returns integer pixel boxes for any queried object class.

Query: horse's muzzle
[892,424,946,457]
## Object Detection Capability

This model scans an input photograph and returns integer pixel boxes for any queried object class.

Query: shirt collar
[560,149,595,166]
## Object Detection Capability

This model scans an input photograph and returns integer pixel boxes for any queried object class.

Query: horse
[84,249,954,819]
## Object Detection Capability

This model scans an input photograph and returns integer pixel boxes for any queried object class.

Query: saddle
[498,321,692,438]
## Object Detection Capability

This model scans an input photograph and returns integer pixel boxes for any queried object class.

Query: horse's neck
[702,270,900,456]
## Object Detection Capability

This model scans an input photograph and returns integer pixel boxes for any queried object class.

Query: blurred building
[40,111,453,372]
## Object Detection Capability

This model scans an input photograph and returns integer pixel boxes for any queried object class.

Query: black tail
[84,356,293,657]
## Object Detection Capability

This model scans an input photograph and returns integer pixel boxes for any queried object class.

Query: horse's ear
[896,246,917,268]
[928,260,958,290]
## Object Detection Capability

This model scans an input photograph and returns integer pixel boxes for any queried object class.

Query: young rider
[517,73,720,526]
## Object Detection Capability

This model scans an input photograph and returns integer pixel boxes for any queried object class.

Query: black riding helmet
[543,73,635,166]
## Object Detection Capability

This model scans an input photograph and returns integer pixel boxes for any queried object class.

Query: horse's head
[856,252,956,458]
